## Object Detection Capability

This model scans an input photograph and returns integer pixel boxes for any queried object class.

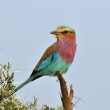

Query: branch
[57,71,74,110]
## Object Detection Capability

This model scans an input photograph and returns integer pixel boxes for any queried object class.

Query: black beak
[50,30,58,35]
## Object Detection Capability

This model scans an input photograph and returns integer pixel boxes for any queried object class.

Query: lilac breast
[56,40,77,63]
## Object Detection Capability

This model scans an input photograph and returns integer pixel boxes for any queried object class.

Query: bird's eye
[62,30,68,34]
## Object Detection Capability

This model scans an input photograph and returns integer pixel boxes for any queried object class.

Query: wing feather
[34,43,58,70]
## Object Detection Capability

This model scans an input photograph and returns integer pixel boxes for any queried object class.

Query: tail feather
[10,76,33,96]
[3,73,42,100]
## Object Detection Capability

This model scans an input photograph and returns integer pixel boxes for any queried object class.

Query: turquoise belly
[36,54,71,76]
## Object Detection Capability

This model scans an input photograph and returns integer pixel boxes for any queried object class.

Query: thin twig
[22,89,29,106]
[74,96,85,103]
[73,98,82,107]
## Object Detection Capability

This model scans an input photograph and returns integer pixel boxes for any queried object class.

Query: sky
[0,0,110,110]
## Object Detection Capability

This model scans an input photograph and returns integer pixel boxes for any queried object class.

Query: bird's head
[50,26,76,41]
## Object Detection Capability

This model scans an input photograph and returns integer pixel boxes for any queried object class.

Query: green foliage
[0,62,31,110]
[0,62,63,110]
[40,105,63,110]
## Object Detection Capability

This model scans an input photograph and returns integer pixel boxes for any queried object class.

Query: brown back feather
[34,43,58,70]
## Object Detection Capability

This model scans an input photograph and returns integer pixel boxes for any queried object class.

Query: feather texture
[34,43,58,70]
[8,26,77,97]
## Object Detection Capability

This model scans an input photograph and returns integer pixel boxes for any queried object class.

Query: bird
[10,26,77,96]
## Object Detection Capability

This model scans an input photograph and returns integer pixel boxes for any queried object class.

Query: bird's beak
[50,30,58,35]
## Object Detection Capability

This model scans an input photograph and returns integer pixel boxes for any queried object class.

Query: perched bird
[10,26,77,96]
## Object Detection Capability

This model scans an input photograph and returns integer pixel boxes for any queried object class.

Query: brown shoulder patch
[34,43,58,70]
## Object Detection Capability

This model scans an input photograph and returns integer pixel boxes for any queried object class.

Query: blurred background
[0,0,110,110]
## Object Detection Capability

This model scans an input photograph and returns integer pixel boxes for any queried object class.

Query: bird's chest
[56,41,76,63]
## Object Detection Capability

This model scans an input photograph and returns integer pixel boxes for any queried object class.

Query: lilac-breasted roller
[11,26,77,95]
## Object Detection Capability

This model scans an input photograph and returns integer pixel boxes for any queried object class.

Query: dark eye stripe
[61,30,69,34]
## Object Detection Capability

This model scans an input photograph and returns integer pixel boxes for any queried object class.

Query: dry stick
[69,85,74,102]
[22,89,29,106]
[57,71,74,110]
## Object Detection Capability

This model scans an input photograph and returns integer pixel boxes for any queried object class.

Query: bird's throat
[56,39,77,63]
